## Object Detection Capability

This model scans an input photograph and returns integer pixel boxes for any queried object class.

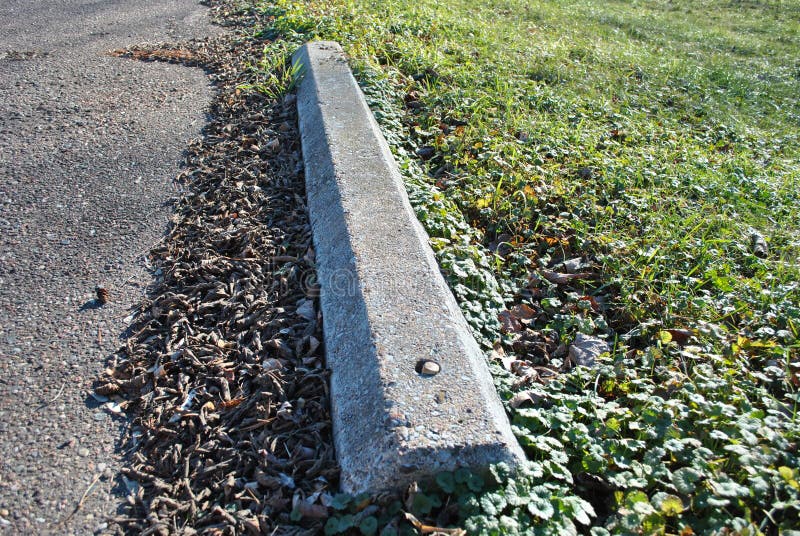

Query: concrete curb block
[293,41,524,494]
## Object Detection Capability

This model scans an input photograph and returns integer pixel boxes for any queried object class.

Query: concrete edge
[293,41,525,494]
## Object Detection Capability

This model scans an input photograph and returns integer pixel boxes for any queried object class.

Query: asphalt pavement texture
[0,0,217,533]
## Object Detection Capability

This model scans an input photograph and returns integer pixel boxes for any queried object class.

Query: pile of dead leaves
[96,3,340,534]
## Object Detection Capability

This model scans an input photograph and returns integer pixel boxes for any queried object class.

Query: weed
[252,0,800,532]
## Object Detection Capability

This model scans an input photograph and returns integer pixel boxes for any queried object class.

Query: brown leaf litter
[96,2,340,533]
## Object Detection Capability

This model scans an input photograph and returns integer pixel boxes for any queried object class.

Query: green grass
[250,0,800,533]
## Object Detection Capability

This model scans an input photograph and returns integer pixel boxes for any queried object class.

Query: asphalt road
[0,1,216,533]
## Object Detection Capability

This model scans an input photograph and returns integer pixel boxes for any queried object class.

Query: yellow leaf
[659,495,684,517]
[475,195,493,209]
[778,466,799,489]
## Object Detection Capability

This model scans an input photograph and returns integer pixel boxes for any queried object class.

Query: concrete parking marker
[293,41,525,494]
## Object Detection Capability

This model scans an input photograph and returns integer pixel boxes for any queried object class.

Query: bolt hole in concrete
[415,359,441,376]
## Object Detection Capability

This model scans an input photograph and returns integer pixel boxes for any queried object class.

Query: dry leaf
[560,257,590,273]
[94,382,121,396]
[219,397,244,409]
[266,338,293,358]
[510,363,538,389]
[490,343,515,371]
[262,358,283,371]
[498,310,523,333]
[567,333,610,368]
[293,500,328,519]
[403,512,466,535]
[95,286,109,304]
[509,303,537,320]
[295,299,315,320]
[307,335,320,355]
[510,390,545,409]
[664,328,693,346]
[416,146,435,160]
[541,270,594,285]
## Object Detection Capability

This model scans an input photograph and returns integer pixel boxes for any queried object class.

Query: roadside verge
[293,41,524,494]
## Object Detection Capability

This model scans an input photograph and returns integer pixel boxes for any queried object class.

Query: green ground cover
[248,0,800,533]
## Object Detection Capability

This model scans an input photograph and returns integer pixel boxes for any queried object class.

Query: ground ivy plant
[252,0,800,532]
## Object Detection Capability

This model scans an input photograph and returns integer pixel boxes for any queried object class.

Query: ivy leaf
[330,493,352,511]
[705,495,731,507]
[412,493,434,515]
[747,475,770,498]
[544,460,574,483]
[504,480,528,507]
[436,472,456,494]
[490,462,513,483]
[359,516,378,536]
[479,492,506,516]
[324,517,341,536]
[632,500,656,516]
[778,466,800,490]
[467,473,485,492]
[526,494,554,520]
[671,467,703,495]
[652,492,684,517]
[620,512,644,532]
[710,479,749,498]
[622,490,649,507]
[337,514,354,530]
[455,467,472,484]
[566,496,596,525]
[664,439,685,453]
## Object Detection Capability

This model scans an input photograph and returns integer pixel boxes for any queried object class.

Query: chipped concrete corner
[292,41,525,494]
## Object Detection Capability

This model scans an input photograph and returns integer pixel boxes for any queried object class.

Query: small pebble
[92,412,106,422]
[419,360,441,376]
[0,508,9,517]
[77,447,90,457]
[90,393,109,403]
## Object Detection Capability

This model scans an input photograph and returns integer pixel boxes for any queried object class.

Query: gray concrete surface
[0,0,216,533]
[293,42,525,494]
